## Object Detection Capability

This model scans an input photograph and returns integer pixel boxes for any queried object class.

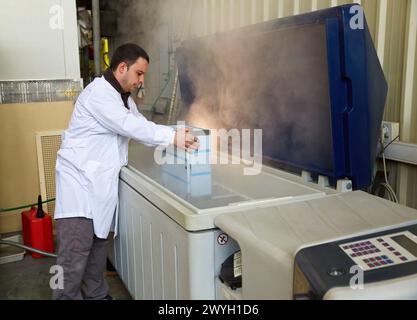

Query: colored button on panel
[400,257,408,262]
[394,252,401,256]
[389,247,395,251]
[377,239,384,242]
[368,264,375,268]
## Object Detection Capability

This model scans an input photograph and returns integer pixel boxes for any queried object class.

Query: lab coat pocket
[84,160,101,180]
[58,138,90,174]
[87,162,116,196]
[78,160,101,188]
[85,161,119,215]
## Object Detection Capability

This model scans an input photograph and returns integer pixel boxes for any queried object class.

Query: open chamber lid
[175,4,387,190]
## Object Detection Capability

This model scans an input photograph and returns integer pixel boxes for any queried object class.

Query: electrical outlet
[381,121,400,146]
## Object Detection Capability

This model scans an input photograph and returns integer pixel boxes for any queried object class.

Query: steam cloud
[106,1,334,174]
[176,22,334,173]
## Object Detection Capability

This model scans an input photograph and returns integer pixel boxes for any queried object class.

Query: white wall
[0,0,80,80]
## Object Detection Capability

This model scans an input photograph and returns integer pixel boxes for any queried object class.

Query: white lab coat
[54,76,175,239]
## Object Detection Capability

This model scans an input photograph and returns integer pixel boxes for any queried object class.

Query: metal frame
[381,141,417,166]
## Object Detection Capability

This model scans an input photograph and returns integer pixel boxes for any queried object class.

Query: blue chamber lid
[176,4,387,189]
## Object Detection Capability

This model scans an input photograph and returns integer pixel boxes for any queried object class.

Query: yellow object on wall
[102,37,110,72]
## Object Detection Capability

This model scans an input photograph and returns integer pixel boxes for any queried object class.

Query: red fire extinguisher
[21,195,54,259]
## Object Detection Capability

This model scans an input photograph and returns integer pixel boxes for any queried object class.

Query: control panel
[340,231,417,271]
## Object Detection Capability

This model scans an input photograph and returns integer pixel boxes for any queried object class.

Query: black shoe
[102,294,114,300]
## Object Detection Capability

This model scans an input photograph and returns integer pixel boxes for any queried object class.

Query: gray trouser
[52,218,109,300]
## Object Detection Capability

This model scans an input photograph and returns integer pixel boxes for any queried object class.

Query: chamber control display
[340,231,417,271]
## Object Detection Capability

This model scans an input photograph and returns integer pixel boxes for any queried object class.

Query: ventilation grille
[36,131,62,218]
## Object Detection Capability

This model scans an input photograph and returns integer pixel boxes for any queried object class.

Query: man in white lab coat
[52,43,199,300]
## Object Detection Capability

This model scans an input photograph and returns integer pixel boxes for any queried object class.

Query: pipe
[0,240,57,258]
[92,0,101,76]
[167,69,179,125]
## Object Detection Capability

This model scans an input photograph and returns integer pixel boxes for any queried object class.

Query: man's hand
[174,128,200,152]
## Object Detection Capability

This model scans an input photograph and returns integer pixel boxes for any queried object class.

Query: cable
[378,135,400,156]
[0,240,57,258]
[0,198,55,213]
[381,142,399,203]
[377,131,399,203]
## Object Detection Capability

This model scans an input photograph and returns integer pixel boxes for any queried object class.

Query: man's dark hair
[110,43,150,71]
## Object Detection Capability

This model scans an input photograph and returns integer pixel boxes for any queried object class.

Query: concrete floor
[0,247,132,300]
